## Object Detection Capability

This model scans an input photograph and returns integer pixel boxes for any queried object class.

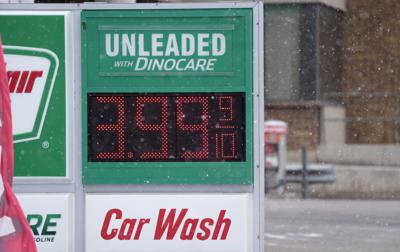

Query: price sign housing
[1,3,264,252]
[82,9,253,184]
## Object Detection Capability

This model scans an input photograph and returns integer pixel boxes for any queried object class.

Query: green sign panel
[0,13,67,178]
[82,9,253,184]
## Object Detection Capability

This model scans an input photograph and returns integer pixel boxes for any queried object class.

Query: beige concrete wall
[301,165,400,199]
[317,144,400,166]
[321,105,346,144]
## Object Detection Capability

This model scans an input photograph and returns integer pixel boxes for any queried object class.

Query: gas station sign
[82,9,254,184]
[0,12,70,178]
[1,3,263,252]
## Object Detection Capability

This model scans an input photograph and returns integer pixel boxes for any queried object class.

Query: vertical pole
[301,145,309,199]
[74,10,85,252]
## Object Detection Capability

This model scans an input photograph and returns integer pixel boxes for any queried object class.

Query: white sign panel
[4,47,59,142]
[17,193,73,252]
[86,194,251,252]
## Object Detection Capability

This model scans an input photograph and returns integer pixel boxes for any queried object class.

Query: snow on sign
[0,12,69,178]
[86,194,251,252]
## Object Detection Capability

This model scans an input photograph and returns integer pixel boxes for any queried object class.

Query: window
[265,4,343,103]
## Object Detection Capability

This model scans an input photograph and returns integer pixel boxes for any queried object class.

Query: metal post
[301,145,309,199]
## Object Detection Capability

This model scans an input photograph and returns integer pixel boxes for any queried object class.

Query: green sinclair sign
[0,12,68,178]
[82,9,253,184]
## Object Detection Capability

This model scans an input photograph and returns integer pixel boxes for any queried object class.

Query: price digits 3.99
[88,93,245,162]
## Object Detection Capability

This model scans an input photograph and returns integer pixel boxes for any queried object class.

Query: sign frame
[2,3,264,252]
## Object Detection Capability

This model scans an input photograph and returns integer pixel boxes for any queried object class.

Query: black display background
[88,93,245,162]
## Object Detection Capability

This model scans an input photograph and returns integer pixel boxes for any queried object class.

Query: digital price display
[88,93,245,162]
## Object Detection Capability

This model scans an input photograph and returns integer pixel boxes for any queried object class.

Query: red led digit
[136,96,169,159]
[215,133,236,159]
[216,96,234,129]
[176,96,209,159]
[221,133,235,158]
[215,133,219,159]
[96,96,125,159]
[219,96,233,121]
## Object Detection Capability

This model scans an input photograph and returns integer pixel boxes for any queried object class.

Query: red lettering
[212,210,231,240]
[101,209,149,241]
[25,71,43,93]
[180,218,199,240]
[154,208,188,240]
[118,218,137,240]
[196,218,213,240]
[134,219,150,240]
[7,70,43,93]
[16,71,29,93]
[100,208,231,242]
[101,209,122,240]
[7,71,20,93]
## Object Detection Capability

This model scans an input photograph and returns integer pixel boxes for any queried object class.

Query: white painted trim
[64,11,73,183]
[0,2,258,10]
[252,2,265,252]
[262,0,346,11]
[0,10,71,15]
